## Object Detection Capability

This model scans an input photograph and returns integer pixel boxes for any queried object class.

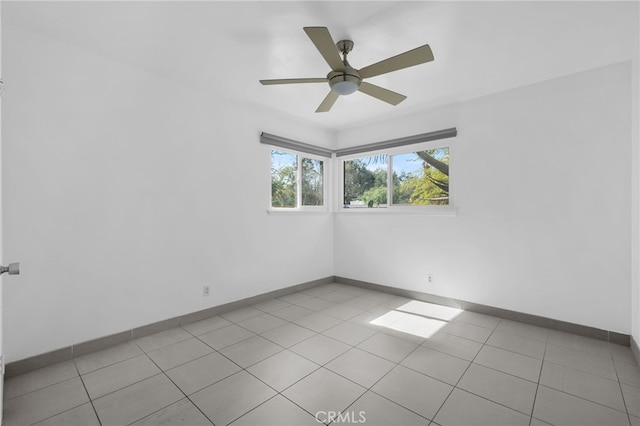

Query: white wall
[335,62,632,334]
[2,25,334,362]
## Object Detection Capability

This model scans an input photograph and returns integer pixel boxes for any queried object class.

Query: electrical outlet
[203,285,210,297]
[427,274,433,284]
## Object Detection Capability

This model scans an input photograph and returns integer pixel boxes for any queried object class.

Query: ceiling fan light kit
[260,27,434,113]
[328,67,360,95]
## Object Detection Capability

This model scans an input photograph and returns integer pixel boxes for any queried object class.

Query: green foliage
[372,168,387,187]
[399,168,449,205]
[343,159,375,203]
[392,171,412,204]
[396,148,449,205]
[361,185,387,207]
[301,158,323,206]
[343,155,389,207]
[271,164,296,207]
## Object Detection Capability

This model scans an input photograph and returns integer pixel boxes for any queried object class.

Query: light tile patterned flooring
[3,283,640,425]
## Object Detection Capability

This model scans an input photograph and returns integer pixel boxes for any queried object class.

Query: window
[301,157,324,206]
[343,155,388,208]
[342,145,450,209]
[271,150,297,208]
[263,128,456,213]
[392,147,449,206]
[271,149,325,209]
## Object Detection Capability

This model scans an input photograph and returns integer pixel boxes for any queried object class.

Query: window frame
[268,147,330,213]
[336,139,456,215]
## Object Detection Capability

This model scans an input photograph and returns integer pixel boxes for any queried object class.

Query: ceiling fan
[260,27,434,113]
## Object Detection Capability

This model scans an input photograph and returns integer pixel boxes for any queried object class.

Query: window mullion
[387,154,393,207]
[297,155,303,208]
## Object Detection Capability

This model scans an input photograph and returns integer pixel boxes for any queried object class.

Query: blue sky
[360,153,424,176]
[361,148,449,176]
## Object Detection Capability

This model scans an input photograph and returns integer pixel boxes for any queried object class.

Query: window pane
[302,158,324,206]
[343,155,388,208]
[392,147,449,205]
[271,150,297,208]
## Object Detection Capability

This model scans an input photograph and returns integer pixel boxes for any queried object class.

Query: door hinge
[1,355,5,376]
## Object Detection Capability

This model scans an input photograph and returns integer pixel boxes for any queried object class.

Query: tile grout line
[241,367,322,425]
[74,343,145,377]
[13,374,99,426]
[605,343,633,426]
[192,323,257,352]
[227,303,407,425]
[335,310,543,423]
[233,314,354,424]
[542,351,631,385]
[354,330,420,363]
[86,370,168,410]
[2,372,79,404]
[72,360,103,426]
[530,335,635,420]
[528,326,550,426]
[449,321,544,420]
[432,317,505,424]
[534,382,633,421]
[418,322,558,424]
[285,333,351,366]
[343,314,496,424]
[227,295,370,426]
[311,315,432,423]
[431,320,541,419]
[229,393,312,426]
[339,329,435,424]
[541,356,626,380]
[135,349,216,426]
[179,318,324,425]
[76,351,150,378]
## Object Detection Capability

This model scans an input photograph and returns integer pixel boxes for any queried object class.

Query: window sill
[334,205,457,216]
[267,206,457,217]
[267,209,331,216]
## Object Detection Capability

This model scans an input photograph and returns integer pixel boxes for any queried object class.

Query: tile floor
[3,283,640,425]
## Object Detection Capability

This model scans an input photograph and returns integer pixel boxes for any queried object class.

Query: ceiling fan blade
[359,44,434,79]
[303,27,345,72]
[315,91,339,113]
[260,78,327,85]
[358,82,407,106]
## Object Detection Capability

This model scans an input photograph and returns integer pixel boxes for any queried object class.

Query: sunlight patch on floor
[370,300,463,339]
[396,300,463,321]
[369,310,407,327]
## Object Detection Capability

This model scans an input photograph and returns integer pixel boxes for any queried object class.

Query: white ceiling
[4,1,638,131]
